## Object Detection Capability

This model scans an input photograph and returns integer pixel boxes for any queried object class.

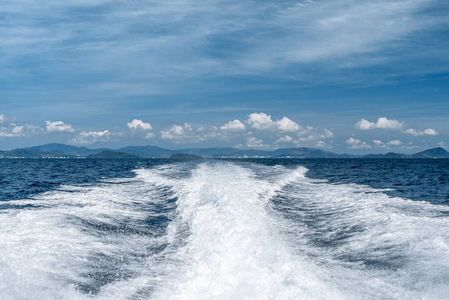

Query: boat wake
[1,161,449,299]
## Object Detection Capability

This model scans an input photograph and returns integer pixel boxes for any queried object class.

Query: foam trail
[2,161,449,299]
[148,162,344,300]
[272,168,449,299]
[0,166,179,300]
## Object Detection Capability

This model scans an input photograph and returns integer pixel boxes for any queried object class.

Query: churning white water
[1,161,449,299]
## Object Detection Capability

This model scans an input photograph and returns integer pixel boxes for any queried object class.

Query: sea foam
[1,161,449,299]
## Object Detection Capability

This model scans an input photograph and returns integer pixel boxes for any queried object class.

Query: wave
[1,161,449,299]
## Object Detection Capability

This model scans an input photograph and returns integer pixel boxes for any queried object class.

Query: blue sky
[1,0,448,153]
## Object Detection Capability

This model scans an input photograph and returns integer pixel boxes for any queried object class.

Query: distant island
[0,143,448,159]
[86,150,141,159]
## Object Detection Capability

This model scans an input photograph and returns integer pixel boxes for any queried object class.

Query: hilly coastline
[0,143,447,159]
[86,150,142,159]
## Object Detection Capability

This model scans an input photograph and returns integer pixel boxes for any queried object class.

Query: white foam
[0,170,177,299]
[2,161,449,299]
[150,162,345,300]
[273,170,449,299]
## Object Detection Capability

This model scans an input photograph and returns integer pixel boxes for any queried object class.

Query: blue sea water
[0,158,448,299]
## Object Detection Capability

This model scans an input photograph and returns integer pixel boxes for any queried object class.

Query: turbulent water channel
[1,159,449,299]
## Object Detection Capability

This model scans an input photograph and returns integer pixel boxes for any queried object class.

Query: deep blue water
[1,158,448,204]
[242,158,449,203]
[1,158,448,299]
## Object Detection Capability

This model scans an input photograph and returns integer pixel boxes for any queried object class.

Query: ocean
[1,158,448,299]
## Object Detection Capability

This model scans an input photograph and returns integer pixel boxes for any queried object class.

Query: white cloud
[423,128,438,136]
[144,132,155,139]
[357,118,439,138]
[292,127,334,147]
[355,117,403,130]
[246,136,266,148]
[247,112,301,132]
[322,129,335,139]
[71,130,114,144]
[404,128,439,136]
[196,126,224,142]
[0,115,17,125]
[161,125,182,140]
[315,141,327,148]
[45,120,75,133]
[247,112,275,130]
[0,123,43,137]
[275,135,294,144]
[159,123,227,143]
[276,117,301,132]
[346,137,371,149]
[376,117,403,130]
[160,123,192,140]
[355,119,376,130]
[11,125,23,135]
[127,119,154,139]
[0,126,20,137]
[0,132,17,138]
[298,126,316,136]
[220,120,246,131]
[373,139,404,148]
[127,119,152,130]
[373,139,385,147]
[86,130,109,137]
[171,125,184,135]
[387,139,403,146]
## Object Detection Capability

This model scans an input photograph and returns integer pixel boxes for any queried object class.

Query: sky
[1,0,448,153]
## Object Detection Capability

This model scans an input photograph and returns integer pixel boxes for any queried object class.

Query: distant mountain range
[0,143,447,159]
[86,150,141,159]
